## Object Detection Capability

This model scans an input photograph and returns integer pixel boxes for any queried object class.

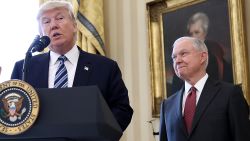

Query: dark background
[162,0,232,96]
[163,0,231,69]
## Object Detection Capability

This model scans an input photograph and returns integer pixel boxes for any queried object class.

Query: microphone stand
[22,35,40,81]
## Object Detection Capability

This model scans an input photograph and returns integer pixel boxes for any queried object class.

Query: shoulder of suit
[208,78,239,91]
[209,77,233,86]
[13,53,48,67]
[219,81,239,90]
[80,50,117,65]
[164,90,181,103]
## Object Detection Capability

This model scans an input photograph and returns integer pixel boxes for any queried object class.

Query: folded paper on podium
[0,86,122,141]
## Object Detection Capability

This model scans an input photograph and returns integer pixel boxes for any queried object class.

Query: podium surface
[0,86,122,141]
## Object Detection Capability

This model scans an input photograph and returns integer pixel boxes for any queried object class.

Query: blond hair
[37,0,76,22]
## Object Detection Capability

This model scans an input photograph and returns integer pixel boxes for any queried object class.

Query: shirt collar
[50,45,79,65]
[184,73,208,93]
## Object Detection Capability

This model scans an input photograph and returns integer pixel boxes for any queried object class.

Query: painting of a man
[171,12,233,94]
[187,12,233,82]
[164,0,234,96]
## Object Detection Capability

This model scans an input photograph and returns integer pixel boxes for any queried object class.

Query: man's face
[39,7,77,54]
[189,20,206,41]
[172,39,207,80]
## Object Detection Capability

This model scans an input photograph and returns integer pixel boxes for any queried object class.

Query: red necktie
[184,87,196,134]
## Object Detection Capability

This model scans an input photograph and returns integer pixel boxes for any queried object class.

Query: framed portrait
[147,0,250,117]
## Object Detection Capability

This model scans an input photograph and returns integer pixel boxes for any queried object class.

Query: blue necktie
[54,55,68,88]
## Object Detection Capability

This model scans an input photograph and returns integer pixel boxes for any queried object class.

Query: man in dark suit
[159,37,250,141]
[11,0,133,132]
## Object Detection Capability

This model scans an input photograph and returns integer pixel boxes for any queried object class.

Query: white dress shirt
[182,73,209,115]
[48,45,79,88]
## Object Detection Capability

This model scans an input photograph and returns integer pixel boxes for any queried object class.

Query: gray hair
[37,0,76,22]
[187,12,209,34]
[173,36,209,68]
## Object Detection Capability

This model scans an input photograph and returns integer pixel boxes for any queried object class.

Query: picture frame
[147,0,250,117]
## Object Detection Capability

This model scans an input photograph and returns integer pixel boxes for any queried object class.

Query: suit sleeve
[159,100,168,141]
[11,61,23,80]
[228,85,250,141]
[107,62,133,131]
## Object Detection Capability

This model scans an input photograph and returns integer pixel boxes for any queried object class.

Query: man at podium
[11,0,133,133]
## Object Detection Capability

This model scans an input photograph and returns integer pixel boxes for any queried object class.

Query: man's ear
[73,21,77,33]
[201,51,208,64]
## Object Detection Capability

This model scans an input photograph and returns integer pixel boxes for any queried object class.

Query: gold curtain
[39,0,105,56]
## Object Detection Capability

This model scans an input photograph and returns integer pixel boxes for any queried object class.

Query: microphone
[31,36,50,53]
[22,35,50,81]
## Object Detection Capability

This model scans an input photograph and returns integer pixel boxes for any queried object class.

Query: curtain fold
[72,0,105,55]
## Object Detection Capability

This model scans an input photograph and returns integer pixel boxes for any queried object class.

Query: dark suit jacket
[11,49,133,132]
[159,77,250,141]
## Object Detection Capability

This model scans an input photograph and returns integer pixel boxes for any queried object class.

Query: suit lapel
[41,53,50,87]
[73,50,92,86]
[175,87,189,137]
[190,78,220,134]
[29,53,50,88]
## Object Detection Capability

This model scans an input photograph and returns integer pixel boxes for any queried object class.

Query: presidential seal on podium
[0,80,39,135]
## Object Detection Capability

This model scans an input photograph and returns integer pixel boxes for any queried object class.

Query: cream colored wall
[103,0,250,141]
[104,0,155,141]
